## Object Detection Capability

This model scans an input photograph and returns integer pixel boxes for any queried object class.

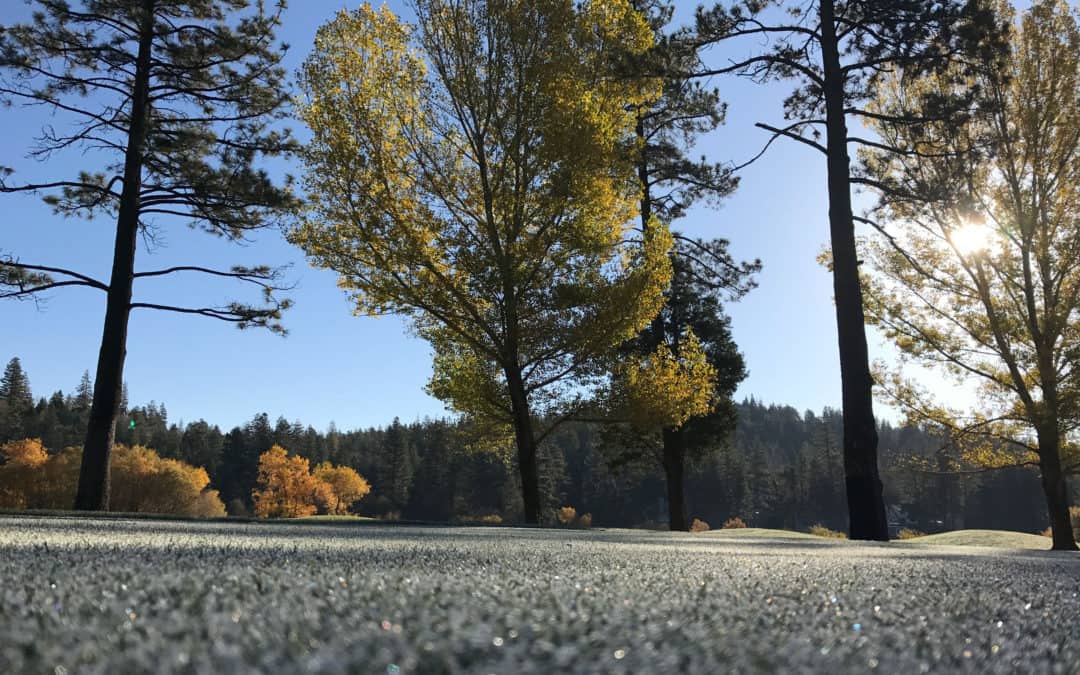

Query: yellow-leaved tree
[313,462,371,515]
[0,438,48,468]
[293,0,670,523]
[862,0,1080,550]
[252,446,370,518]
[0,441,225,517]
[252,445,320,518]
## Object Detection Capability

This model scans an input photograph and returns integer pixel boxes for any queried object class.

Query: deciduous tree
[293,0,671,523]
[863,0,1080,550]
[252,445,320,518]
[312,461,370,515]
[0,0,299,511]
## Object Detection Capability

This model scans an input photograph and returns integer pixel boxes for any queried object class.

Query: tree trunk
[505,364,542,525]
[818,0,889,541]
[662,428,688,531]
[1036,427,1077,551]
[74,0,155,511]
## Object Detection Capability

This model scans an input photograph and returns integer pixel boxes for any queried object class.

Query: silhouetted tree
[692,0,1008,540]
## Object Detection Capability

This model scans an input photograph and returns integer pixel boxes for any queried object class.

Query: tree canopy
[293,0,672,523]
[864,0,1080,550]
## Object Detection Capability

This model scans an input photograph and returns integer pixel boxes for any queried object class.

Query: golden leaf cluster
[252,445,370,518]
[0,440,226,517]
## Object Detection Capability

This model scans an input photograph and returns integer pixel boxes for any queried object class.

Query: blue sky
[1,0,932,432]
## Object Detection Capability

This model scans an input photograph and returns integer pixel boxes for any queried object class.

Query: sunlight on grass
[896,529,1051,550]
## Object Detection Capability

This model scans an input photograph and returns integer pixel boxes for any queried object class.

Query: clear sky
[0,0,953,432]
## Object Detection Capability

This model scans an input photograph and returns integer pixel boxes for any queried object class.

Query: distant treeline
[0,358,1052,532]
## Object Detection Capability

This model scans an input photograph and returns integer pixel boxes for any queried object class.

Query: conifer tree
[0,0,301,510]
[0,357,33,439]
[692,0,1008,539]
[602,0,759,531]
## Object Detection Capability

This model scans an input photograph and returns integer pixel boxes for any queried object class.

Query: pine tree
[692,0,1008,540]
[384,418,417,510]
[0,0,300,511]
[0,357,33,440]
[601,0,758,531]
[74,372,93,411]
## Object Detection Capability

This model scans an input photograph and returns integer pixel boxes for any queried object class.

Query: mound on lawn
[897,529,1051,551]
[703,527,823,541]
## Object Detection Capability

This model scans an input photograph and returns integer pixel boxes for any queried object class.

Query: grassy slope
[702,528,822,540]
[896,529,1051,550]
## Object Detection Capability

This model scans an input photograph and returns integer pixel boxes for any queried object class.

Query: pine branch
[755,122,828,155]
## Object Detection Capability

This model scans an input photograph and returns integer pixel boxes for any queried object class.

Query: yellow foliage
[862,2,1080,481]
[557,506,577,525]
[0,442,225,516]
[293,0,670,441]
[253,447,371,519]
[313,462,371,515]
[809,524,848,539]
[0,438,48,468]
[618,330,717,431]
[578,513,592,529]
[690,518,711,533]
[252,446,320,519]
[110,445,224,516]
[897,528,926,540]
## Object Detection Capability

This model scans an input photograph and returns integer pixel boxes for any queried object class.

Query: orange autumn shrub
[809,524,848,539]
[690,518,711,533]
[0,441,224,516]
[557,506,577,525]
[109,445,226,517]
[721,516,747,529]
[0,438,48,468]
[251,447,371,519]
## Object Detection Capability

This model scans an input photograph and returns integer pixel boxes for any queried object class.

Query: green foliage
[294,0,667,359]
[0,0,299,328]
[294,0,673,522]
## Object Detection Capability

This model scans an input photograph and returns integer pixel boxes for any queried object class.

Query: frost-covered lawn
[1,516,1077,674]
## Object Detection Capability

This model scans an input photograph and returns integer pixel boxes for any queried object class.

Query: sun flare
[949,221,995,256]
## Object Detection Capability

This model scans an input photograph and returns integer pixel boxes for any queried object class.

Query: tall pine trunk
[662,428,688,531]
[1036,425,1078,551]
[636,113,690,533]
[73,0,155,511]
[506,364,542,524]
[819,0,888,541]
